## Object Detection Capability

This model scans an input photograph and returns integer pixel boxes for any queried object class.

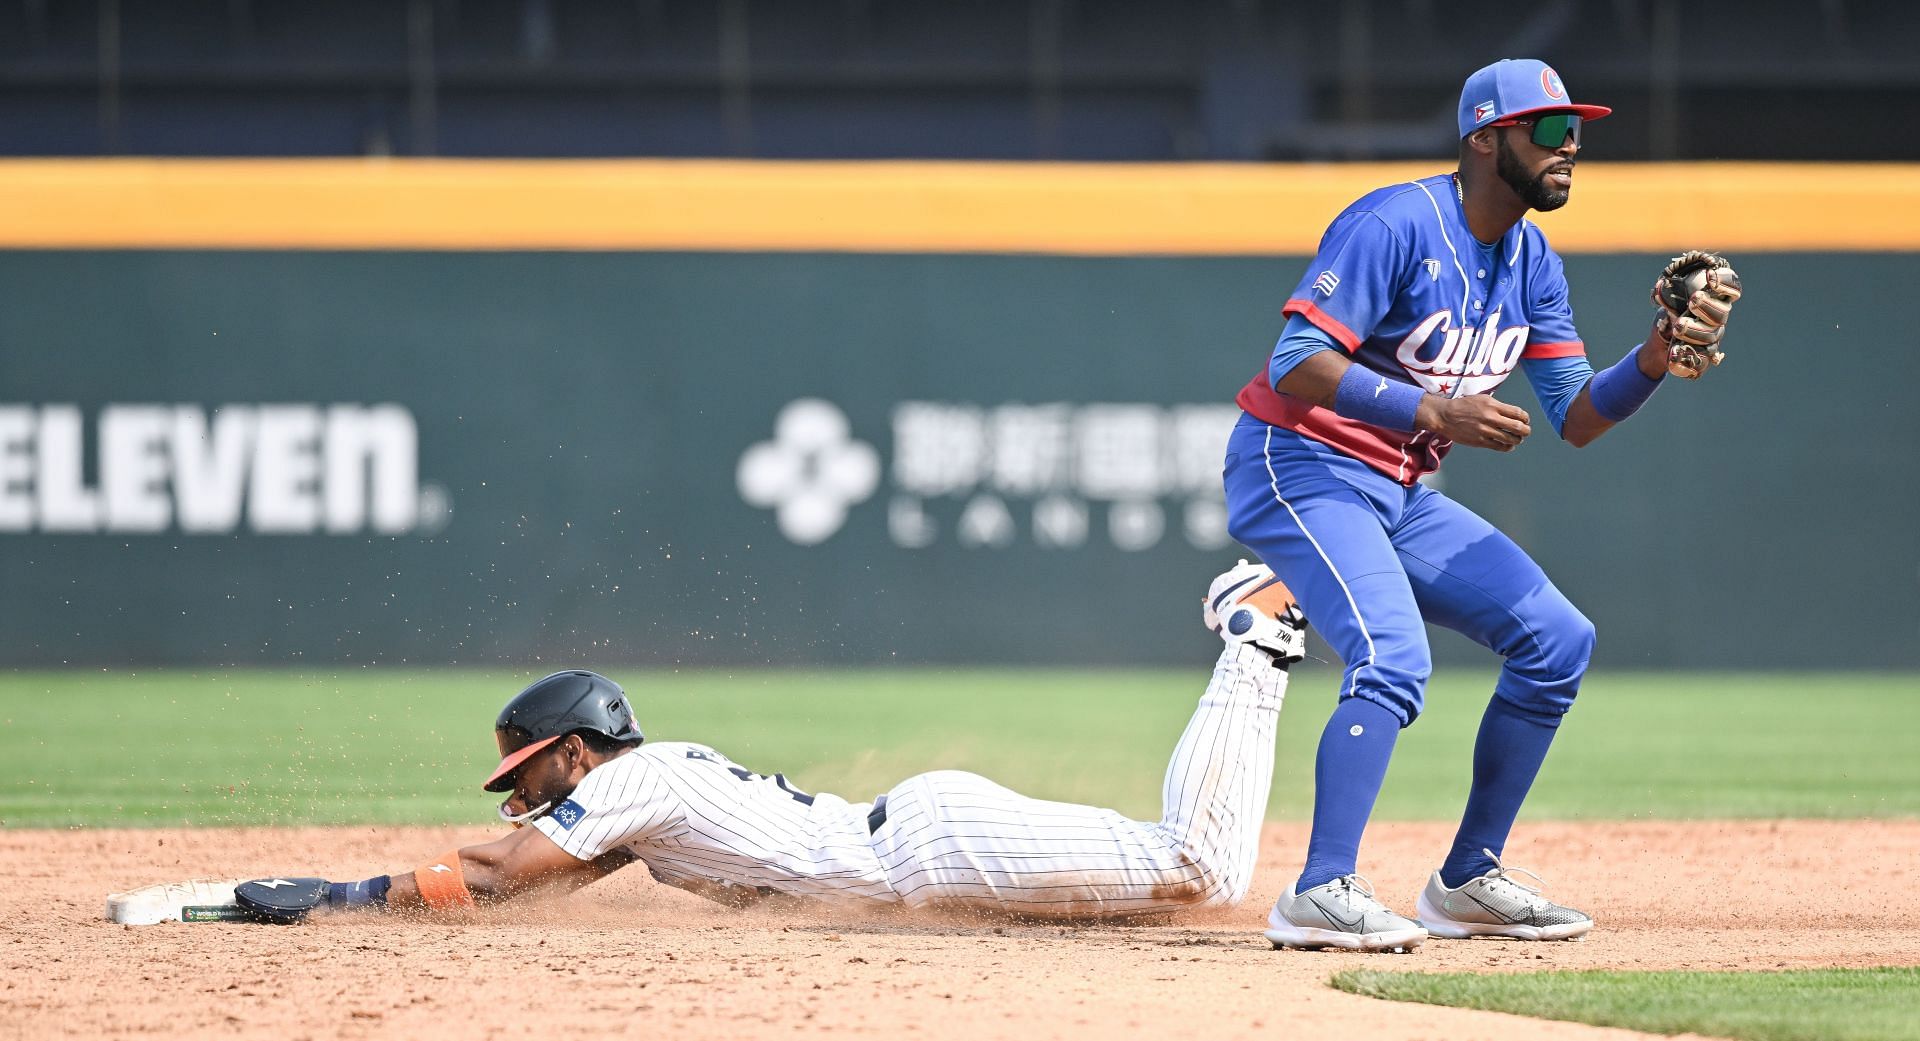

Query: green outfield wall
[2,248,1913,669]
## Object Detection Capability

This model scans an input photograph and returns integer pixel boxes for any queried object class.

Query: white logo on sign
[1312,271,1341,296]
[736,399,881,545]
[742,399,1239,551]
[0,404,449,536]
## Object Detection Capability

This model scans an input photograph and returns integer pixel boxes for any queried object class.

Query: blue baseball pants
[1224,416,1593,725]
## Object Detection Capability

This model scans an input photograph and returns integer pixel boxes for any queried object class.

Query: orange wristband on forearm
[413,849,477,911]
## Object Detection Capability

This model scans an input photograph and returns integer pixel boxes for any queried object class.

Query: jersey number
[728,767,815,806]
[684,749,815,806]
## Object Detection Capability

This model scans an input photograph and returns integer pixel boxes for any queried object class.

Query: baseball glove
[1651,250,1742,379]
[234,877,330,923]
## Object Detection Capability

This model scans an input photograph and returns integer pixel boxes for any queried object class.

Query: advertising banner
[3,250,1913,668]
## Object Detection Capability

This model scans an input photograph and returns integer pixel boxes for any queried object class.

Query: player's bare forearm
[225,828,634,921]
[385,826,605,910]
[1560,322,1670,447]
[1272,348,1350,408]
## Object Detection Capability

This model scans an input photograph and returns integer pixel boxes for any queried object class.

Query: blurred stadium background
[4,0,1920,160]
[1,2,1917,827]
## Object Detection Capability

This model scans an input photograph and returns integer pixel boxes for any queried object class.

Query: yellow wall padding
[0,159,1904,254]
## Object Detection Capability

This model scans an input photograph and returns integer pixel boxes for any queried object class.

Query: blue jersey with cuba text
[1237,172,1585,484]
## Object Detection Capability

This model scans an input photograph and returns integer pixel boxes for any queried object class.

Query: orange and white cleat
[1203,559,1307,664]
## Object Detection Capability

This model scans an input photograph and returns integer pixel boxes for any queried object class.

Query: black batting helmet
[482,670,644,792]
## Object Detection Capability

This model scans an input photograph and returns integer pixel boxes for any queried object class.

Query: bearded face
[1494,128,1573,212]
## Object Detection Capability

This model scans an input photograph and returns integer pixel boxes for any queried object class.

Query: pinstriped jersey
[1236,172,1586,485]
[531,741,896,906]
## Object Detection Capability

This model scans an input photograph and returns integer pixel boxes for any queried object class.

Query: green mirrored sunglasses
[1494,112,1583,149]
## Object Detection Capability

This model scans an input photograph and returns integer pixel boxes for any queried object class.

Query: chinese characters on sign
[888,401,1238,551]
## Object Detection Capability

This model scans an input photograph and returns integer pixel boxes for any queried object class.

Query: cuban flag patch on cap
[1474,100,1496,123]
[552,799,586,830]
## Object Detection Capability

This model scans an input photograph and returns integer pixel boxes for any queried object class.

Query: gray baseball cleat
[1415,850,1594,941]
[1264,874,1427,952]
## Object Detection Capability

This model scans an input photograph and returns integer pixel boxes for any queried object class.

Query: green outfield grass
[1,666,1916,827]
[1332,967,1920,1041]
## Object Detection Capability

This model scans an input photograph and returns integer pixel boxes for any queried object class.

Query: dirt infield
[6,820,1917,1041]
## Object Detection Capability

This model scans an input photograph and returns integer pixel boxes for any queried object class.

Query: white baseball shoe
[1415,850,1593,941]
[1203,559,1307,664]
[1264,874,1427,952]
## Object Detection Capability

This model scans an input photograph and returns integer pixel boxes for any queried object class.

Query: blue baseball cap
[1457,59,1611,138]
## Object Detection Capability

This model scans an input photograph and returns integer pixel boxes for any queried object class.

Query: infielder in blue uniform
[1224,59,1742,951]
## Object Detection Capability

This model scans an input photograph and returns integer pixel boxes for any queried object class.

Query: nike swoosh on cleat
[1210,574,1262,612]
[1247,576,1287,600]
[1461,891,1527,924]
[1305,896,1367,934]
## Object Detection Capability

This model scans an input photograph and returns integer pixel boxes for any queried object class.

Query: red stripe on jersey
[1280,298,1363,353]
[1522,340,1585,359]
[1236,372,1446,487]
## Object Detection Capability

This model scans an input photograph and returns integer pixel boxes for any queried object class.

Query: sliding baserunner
[236,562,1305,923]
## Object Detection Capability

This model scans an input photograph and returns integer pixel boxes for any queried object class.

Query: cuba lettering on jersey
[1237,172,1586,484]
[531,740,896,907]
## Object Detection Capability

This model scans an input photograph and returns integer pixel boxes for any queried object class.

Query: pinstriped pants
[867,644,1286,918]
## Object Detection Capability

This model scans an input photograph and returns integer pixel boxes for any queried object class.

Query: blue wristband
[1587,344,1662,422]
[1332,364,1425,431]
[327,874,392,909]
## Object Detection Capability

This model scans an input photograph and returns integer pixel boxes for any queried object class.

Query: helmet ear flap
[602,694,643,741]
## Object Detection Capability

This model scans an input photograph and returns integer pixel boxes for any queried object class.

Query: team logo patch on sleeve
[1312,270,1341,296]
[552,799,586,830]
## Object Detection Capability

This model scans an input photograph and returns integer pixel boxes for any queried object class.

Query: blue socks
[1296,697,1401,893]
[1296,693,1566,894]
[1439,695,1562,887]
